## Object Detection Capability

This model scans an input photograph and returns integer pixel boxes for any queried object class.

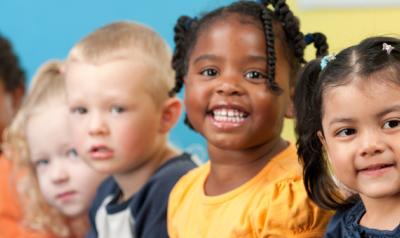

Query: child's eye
[33,158,50,169]
[110,106,125,114]
[66,148,78,159]
[336,128,356,137]
[71,107,87,115]
[200,68,218,77]
[383,119,400,129]
[244,71,266,82]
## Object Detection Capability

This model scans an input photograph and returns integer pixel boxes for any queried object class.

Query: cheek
[73,164,104,204]
[36,173,54,203]
[116,119,157,153]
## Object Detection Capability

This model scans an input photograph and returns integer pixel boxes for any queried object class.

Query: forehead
[322,78,400,115]
[26,105,70,147]
[192,15,266,57]
[66,58,153,98]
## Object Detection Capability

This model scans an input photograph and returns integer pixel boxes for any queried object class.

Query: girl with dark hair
[295,36,400,237]
[167,1,332,237]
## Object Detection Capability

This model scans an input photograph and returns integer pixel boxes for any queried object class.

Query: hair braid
[304,32,329,58]
[260,7,281,93]
[267,0,306,64]
[170,16,193,96]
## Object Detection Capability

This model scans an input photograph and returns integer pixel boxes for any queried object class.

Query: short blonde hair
[67,21,175,104]
[4,60,72,237]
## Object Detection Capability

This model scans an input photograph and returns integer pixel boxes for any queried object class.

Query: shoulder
[91,176,119,212]
[132,153,198,206]
[153,153,198,181]
[148,153,198,190]
[258,145,333,237]
[168,161,208,197]
[324,201,364,237]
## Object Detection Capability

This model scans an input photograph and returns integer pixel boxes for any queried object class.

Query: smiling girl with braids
[167,1,332,237]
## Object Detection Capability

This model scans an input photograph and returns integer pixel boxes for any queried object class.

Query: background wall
[0,0,399,160]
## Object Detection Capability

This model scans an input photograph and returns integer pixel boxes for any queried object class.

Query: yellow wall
[282,1,400,143]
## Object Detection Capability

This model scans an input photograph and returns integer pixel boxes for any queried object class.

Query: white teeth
[213,109,246,123]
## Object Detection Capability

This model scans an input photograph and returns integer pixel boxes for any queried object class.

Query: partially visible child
[0,33,24,141]
[4,60,106,237]
[295,36,400,237]
[0,32,38,238]
[167,1,332,237]
[64,21,198,238]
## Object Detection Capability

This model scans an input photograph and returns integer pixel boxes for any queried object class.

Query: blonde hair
[67,21,175,105]
[3,60,72,237]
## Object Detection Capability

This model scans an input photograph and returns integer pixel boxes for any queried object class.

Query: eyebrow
[328,118,355,127]
[193,54,219,65]
[328,105,400,126]
[375,105,400,118]
[192,54,267,65]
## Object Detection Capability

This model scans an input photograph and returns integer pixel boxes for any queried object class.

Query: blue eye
[336,128,356,137]
[383,119,400,129]
[66,148,78,158]
[200,68,218,77]
[71,107,87,114]
[110,106,125,114]
[34,158,50,169]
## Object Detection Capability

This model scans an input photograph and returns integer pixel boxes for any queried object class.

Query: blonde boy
[64,21,197,238]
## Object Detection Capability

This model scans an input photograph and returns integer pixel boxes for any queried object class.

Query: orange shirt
[168,144,333,238]
[0,154,55,238]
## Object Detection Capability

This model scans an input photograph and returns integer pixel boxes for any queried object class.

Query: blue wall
[0,0,235,161]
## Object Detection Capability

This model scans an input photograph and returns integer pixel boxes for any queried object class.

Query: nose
[88,112,109,136]
[215,73,244,96]
[50,160,69,184]
[359,130,385,157]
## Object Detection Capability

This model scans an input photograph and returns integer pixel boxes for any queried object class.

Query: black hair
[294,36,400,210]
[171,0,328,129]
[0,33,25,92]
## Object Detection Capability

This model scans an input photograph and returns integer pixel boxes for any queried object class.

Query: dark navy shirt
[86,153,198,238]
[324,201,400,238]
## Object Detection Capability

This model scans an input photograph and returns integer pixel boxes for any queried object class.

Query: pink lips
[56,191,77,202]
[359,163,394,177]
[89,145,114,160]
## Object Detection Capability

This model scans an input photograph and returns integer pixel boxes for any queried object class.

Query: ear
[159,97,182,133]
[10,85,25,112]
[284,86,294,119]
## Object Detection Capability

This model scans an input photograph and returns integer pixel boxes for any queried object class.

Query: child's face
[320,79,400,201]
[66,59,165,174]
[184,15,291,150]
[26,104,105,217]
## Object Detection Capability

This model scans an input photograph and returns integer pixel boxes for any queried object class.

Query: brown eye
[244,70,266,83]
[383,120,400,129]
[336,128,356,137]
[200,68,218,77]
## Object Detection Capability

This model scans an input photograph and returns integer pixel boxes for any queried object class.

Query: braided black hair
[0,33,25,92]
[304,32,329,58]
[294,36,400,210]
[171,0,314,128]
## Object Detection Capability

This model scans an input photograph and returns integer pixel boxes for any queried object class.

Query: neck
[205,137,288,196]
[114,144,178,201]
[67,214,89,237]
[360,194,400,230]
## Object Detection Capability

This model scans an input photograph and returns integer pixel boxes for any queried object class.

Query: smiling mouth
[358,163,395,175]
[208,108,249,123]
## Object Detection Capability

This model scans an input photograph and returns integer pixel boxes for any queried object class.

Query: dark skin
[184,14,293,195]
